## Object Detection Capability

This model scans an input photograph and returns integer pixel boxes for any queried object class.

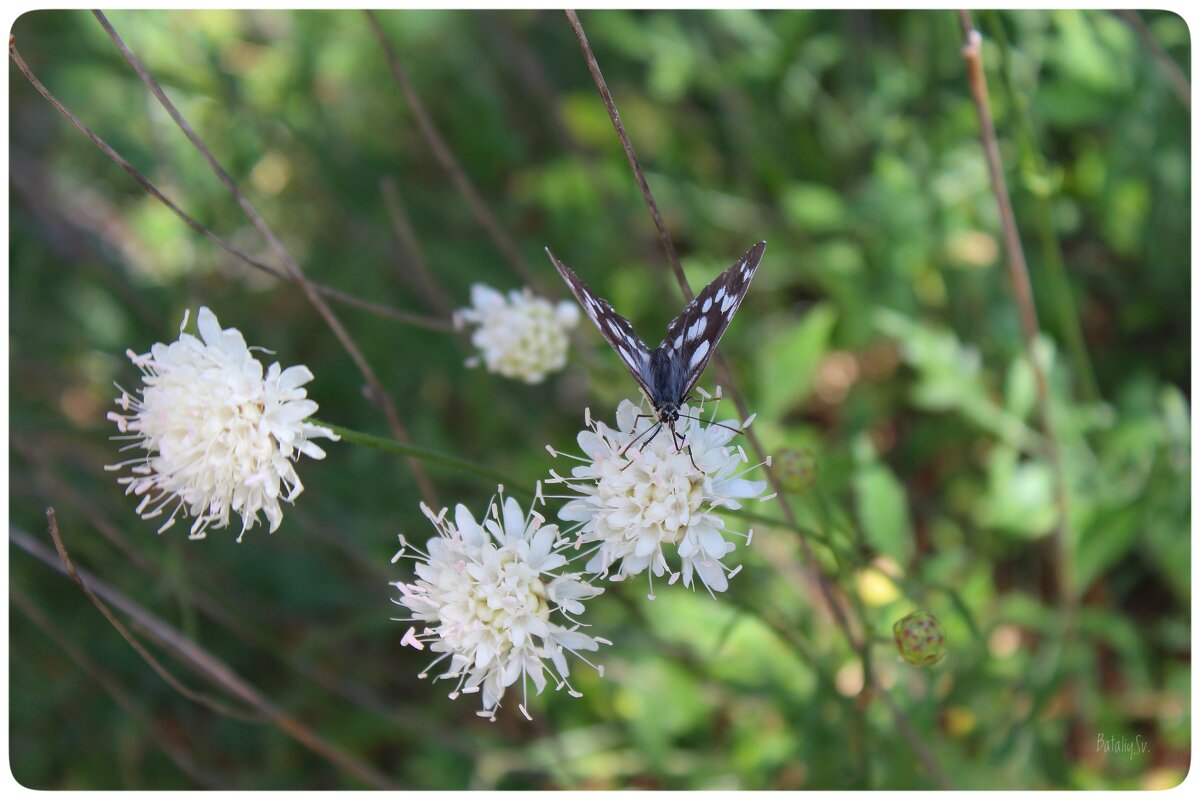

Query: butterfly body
[546,241,766,452]
[644,347,688,420]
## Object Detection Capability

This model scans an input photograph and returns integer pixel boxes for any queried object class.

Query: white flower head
[392,492,608,721]
[455,284,579,384]
[548,392,770,596]
[106,307,338,540]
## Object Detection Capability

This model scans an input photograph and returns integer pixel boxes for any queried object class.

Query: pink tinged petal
[576,430,605,460]
[693,558,728,592]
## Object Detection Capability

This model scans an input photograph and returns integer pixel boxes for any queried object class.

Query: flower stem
[317,420,531,496]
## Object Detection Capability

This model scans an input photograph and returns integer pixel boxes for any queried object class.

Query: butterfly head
[655,401,681,426]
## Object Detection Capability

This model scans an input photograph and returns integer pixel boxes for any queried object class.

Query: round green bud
[893,611,947,666]
[774,448,817,493]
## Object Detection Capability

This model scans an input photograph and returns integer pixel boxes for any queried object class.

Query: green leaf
[853,461,915,564]
[1075,502,1141,590]
[757,303,837,419]
[975,447,1058,539]
[782,182,848,233]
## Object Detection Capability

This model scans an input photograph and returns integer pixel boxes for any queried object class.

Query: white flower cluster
[392,495,607,720]
[548,396,769,595]
[455,284,579,384]
[107,307,337,540]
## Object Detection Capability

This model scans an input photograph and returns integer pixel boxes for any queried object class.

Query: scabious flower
[548,393,770,596]
[454,284,579,384]
[392,494,608,720]
[106,307,337,540]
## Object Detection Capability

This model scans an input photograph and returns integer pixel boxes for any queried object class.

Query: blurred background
[7,9,1190,790]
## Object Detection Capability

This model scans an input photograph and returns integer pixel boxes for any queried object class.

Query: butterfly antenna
[673,412,744,436]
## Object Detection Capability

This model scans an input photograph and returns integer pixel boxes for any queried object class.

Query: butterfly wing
[658,240,766,397]
[545,247,655,400]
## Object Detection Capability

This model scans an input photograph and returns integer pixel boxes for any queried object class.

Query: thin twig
[563,11,686,299]
[564,10,950,786]
[10,149,161,328]
[1116,9,1190,110]
[957,11,1075,617]
[492,15,586,155]
[380,177,453,316]
[91,11,439,508]
[11,586,222,788]
[363,10,549,295]
[13,435,160,576]
[42,508,263,722]
[13,521,400,789]
[13,441,271,646]
[8,38,450,334]
[981,12,1099,403]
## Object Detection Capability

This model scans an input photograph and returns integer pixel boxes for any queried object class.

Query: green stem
[984,10,1100,403]
[317,420,533,496]
[322,420,845,548]
[724,505,833,548]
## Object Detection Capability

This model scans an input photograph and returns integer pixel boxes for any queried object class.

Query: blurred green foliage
[8,9,1190,790]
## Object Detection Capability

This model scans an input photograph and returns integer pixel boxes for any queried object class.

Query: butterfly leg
[618,421,663,469]
[666,420,702,472]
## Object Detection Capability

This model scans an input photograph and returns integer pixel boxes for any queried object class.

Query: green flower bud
[893,611,947,666]
[774,448,817,493]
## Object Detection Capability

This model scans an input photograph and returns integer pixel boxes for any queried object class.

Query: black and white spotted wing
[659,240,766,400]
[545,248,655,401]
[546,241,765,416]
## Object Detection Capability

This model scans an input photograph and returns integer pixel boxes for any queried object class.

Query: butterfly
[545,240,766,457]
